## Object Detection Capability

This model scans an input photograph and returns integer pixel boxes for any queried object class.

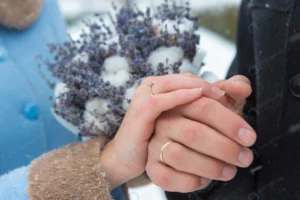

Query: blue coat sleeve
[0,166,30,200]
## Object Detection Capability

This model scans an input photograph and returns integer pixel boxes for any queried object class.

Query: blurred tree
[198,6,239,42]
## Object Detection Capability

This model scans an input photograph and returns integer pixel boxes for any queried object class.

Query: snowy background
[57,0,241,199]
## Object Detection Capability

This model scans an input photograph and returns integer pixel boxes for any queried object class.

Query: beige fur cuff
[0,0,44,29]
[27,135,114,200]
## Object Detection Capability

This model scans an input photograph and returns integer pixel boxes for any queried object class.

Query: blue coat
[0,1,125,199]
[0,0,78,175]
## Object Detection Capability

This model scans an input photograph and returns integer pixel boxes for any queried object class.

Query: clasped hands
[100,73,256,193]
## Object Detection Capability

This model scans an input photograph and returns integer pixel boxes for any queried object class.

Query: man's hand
[99,74,226,191]
[146,75,256,193]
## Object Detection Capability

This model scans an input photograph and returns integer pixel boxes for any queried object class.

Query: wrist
[99,140,136,190]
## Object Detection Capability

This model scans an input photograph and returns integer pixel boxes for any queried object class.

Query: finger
[124,87,204,142]
[146,161,212,193]
[180,73,202,79]
[156,117,254,168]
[211,80,238,113]
[149,137,238,180]
[179,97,257,147]
[142,74,225,100]
[214,75,252,103]
[181,74,250,114]
[139,88,204,122]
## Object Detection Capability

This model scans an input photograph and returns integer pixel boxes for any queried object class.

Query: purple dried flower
[41,1,203,137]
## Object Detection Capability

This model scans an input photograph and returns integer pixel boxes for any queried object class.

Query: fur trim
[0,0,44,29]
[27,135,117,200]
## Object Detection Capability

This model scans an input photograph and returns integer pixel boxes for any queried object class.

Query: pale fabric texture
[0,166,30,200]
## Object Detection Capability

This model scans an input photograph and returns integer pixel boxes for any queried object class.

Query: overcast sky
[58,0,242,18]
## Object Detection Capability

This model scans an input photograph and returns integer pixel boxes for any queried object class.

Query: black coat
[166,0,300,199]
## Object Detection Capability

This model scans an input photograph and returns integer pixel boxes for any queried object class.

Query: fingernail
[211,86,225,98]
[200,177,210,185]
[188,88,203,94]
[222,165,236,180]
[238,128,256,145]
[233,80,251,87]
[238,148,253,167]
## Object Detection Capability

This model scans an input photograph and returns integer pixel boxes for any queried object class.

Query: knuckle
[216,141,240,162]
[168,144,184,164]
[198,97,215,114]
[181,125,197,144]
[139,103,148,114]
[135,84,145,94]
[148,96,159,107]
[141,96,159,111]
[161,78,172,88]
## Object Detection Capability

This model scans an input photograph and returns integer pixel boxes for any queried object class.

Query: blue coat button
[0,46,8,62]
[22,103,40,120]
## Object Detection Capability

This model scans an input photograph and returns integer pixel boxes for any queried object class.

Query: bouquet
[41,0,206,138]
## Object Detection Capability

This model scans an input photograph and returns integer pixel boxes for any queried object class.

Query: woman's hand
[146,75,256,193]
[99,74,226,190]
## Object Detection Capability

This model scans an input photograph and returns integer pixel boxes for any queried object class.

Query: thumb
[220,75,252,101]
[213,75,252,114]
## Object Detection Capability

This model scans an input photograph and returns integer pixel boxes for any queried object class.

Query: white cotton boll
[147,46,184,72]
[72,52,89,63]
[85,98,108,114]
[84,111,106,129]
[178,18,195,33]
[54,82,69,105]
[103,55,129,74]
[102,70,130,87]
[179,59,198,74]
[84,98,108,129]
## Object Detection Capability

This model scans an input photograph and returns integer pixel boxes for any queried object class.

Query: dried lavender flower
[41,1,203,137]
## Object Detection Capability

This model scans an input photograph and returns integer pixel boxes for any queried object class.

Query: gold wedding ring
[160,142,173,165]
